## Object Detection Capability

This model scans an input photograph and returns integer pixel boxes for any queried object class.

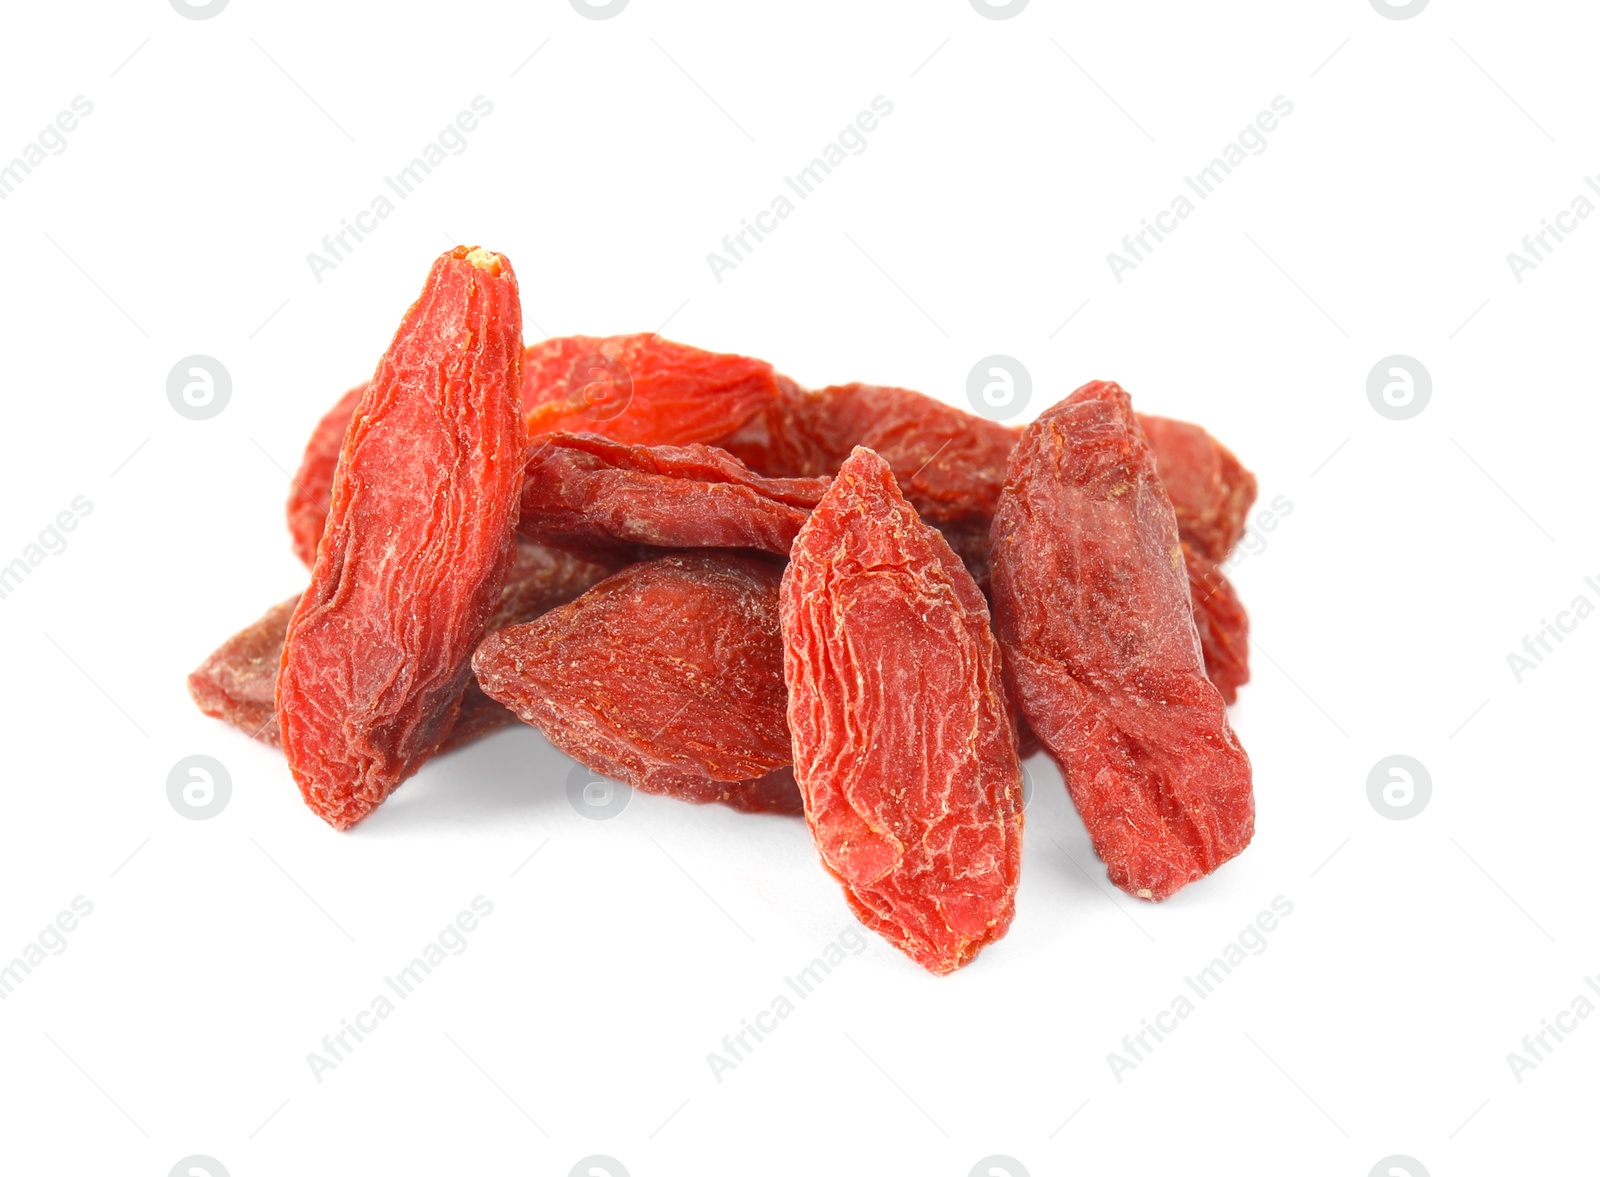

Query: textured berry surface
[782,446,1023,974]
[278,246,527,830]
[723,380,1259,604]
[287,383,366,568]
[1138,413,1258,564]
[990,381,1253,901]
[473,553,800,814]
[1185,544,1250,704]
[189,596,300,744]
[523,334,778,446]
[724,380,1016,526]
[484,538,629,629]
[191,541,623,752]
[518,432,829,554]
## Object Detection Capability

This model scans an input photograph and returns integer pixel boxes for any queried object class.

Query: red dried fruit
[517,432,830,554]
[189,596,300,744]
[709,374,808,471]
[723,381,1016,526]
[473,553,800,815]
[287,383,367,568]
[447,541,635,749]
[1139,415,1254,699]
[731,768,805,817]
[781,446,1023,974]
[724,378,1258,563]
[190,542,626,751]
[1009,544,1246,755]
[933,516,998,594]
[721,378,1257,700]
[724,384,1253,589]
[522,334,779,447]
[278,246,527,830]
[486,538,632,631]
[1014,711,1043,760]
[1184,544,1250,705]
[190,598,516,754]
[990,380,1253,901]
[1137,413,1257,563]
[1018,529,1248,702]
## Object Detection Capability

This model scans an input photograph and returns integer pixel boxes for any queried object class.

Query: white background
[0,1,1594,1174]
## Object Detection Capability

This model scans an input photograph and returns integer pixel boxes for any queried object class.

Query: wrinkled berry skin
[782,446,1023,974]
[990,381,1254,901]
[278,246,527,831]
[518,432,829,554]
[1184,544,1250,705]
[287,383,366,568]
[724,380,1016,527]
[523,334,779,446]
[473,553,801,815]
[1137,413,1257,564]
[189,597,301,745]
[723,380,1255,698]
[292,334,782,565]
[190,542,623,753]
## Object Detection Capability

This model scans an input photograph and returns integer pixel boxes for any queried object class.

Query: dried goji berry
[1009,541,1247,758]
[485,537,632,632]
[724,382,1269,604]
[189,596,300,745]
[724,376,1258,563]
[990,380,1253,900]
[190,541,625,751]
[277,246,527,830]
[518,432,830,554]
[782,446,1023,974]
[717,380,1264,737]
[192,597,517,754]
[923,518,1252,703]
[472,552,800,815]
[286,382,366,568]
[189,603,516,754]
[1184,543,1250,704]
[723,380,1016,527]
[522,334,779,447]
[710,374,809,472]
[731,768,805,816]
[1139,416,1253,699]
[1137,413,1257,564]
[1013,710,1043,761]
[932,516,1000,594]
[957,526,1250,701]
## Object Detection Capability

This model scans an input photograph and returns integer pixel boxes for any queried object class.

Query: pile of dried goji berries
[189,246,1259,975]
